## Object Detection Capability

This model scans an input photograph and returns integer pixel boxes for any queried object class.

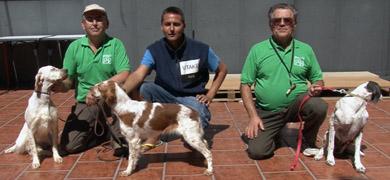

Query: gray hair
[268,3,298,23]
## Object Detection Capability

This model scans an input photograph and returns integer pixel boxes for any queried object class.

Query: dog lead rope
[290,94,311,171]
[319,85,347,94]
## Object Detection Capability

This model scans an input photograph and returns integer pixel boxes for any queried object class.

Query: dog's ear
[105,89,116,107]
[34,72,43,92]
[367,81,382,104]
[101,81,117,108]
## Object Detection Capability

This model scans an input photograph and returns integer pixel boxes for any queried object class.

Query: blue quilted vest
[147,36,210,96]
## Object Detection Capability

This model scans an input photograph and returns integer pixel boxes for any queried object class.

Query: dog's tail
[12,123,34,154]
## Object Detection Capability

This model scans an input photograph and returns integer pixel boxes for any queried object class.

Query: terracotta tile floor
[1,89,390,180]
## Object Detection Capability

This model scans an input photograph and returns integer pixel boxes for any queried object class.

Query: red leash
[290,94,311,170]
[319,85,347,94]
[290,85,346,170]
[290,86,347,171]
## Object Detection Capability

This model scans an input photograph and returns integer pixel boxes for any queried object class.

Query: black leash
[96,141,122,162]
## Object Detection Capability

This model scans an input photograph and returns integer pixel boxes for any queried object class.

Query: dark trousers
[246,93,328,159]
[60,99,126,154]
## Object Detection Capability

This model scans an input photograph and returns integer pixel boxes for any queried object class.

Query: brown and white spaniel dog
[90,80,213,176]
[5,65,67,169]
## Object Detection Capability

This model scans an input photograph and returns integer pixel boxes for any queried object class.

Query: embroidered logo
[294,56,305,67]
[102,55,112,64]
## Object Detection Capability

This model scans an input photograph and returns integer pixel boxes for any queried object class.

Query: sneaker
[301,141,319,157]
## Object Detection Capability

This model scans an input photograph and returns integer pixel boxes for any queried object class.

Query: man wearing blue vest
[122,6,227,152]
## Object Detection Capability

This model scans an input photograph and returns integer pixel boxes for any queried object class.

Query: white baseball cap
[83,4,107,15]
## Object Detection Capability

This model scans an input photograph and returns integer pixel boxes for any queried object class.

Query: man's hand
[196,94,211,106]
[86,91,98,106]
[245,116,265,139]
[51,82,62,93]
[308,83,322,97]
[51,78,72,93]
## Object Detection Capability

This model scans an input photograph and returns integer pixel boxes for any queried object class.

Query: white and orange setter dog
[5,65,67,169]
[90,80,213,176]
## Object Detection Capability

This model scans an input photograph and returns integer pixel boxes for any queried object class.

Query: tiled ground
[1,89,390,180]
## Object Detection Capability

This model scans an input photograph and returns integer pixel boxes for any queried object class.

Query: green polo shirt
[241,38,323,112]
[63,34,130,102]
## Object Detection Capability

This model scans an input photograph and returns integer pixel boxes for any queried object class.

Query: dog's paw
[326,160,336,166]
[355,166,366,174]
[31,156,41,169]
[31,161,41,169]
[204,169,213,176]
[54,156,63,164]
[120,170,131,177]
[355,163,366,173]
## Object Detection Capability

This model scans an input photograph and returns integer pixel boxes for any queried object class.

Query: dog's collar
[34,91,51,96]
[346,93,368,101]
[91,94,100,99]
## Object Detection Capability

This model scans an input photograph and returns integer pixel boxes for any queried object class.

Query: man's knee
[246,143,275,160]
[59,131,89,154]
[317,99,328,113]
[139,83,152,100]
[199,104,211,128]
[307,98,328,117]
[247,147,274,160]
[60,140,83,154]
[140,83,153,92]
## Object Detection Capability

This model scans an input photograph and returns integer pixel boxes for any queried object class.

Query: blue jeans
[140,82,211,128]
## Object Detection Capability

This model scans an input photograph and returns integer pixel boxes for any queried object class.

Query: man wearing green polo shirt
[52,4,130,156]
[240,3,328,160]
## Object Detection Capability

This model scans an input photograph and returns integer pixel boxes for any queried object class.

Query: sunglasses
[84,17,105,23]
[271,18,294,26]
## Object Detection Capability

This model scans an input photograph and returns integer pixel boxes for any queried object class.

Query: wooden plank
[207,72,390,96]
[322,71,379,78]
[207,74,242,90]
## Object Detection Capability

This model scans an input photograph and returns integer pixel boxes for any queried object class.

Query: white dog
[314,81,382,173]
[5,65,68,169]
[89,80,213,177]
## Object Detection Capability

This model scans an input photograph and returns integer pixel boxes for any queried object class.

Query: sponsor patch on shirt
[180,59,200,82]
[294,56,305,67]
[102,55,112,64]
[180,59,200,75]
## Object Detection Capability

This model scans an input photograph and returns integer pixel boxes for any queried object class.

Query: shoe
[113,146,129,157]
[58,146,69,157]
[141,140,164,153]
[110,137,129,157]
[301,141,319,157]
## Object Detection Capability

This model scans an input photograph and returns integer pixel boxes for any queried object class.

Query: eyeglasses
[271,18,294,26]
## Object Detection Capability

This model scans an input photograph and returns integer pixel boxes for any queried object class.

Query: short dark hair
[268,3,298,23]
[161,6,185,24]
